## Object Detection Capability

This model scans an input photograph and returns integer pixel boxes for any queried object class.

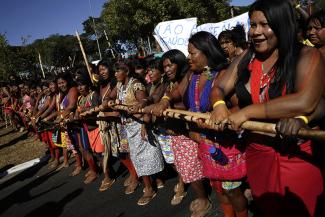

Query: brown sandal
[84,172,98,184]
[99,178,116,192]
[137,191,157,206]
[125,181,139,195]
[171,191,187,205]
[48,159,59,169]
[84,170,93,179]
[70,166,82,176]
[55,162,69,171]
[190,200,212,217]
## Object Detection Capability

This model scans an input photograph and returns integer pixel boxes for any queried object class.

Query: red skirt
[41,131,56,149]
[246,138,324,217]
[87,128,104,153]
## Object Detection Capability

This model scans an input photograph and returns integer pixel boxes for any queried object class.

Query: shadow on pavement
[0,157,48,190]
[0,164,14,175]
[0,162,62,215]
[23,188,83,217]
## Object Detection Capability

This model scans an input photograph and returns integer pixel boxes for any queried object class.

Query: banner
[153,17,197,56]
[153,13,250,56]
[194,13,249,38]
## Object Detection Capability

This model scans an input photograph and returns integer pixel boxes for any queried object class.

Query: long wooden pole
[75,30,94,85]
[164,109,325,140]
[104,30,116,59]
[38,53,46,79]
[79,104,325,140]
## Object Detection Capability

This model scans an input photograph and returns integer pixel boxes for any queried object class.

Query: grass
[0,123,47,171]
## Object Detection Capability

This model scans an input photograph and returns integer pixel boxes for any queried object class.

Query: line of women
[4,0,325,216]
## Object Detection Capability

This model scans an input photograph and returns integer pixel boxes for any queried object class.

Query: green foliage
[101,0,231,44]
[0,34,9,81]
[1,1,242,82]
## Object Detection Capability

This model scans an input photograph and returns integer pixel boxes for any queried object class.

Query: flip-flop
[125,182,139,195]
[99,179,116,192]
[137,192,157,206]
[70,166,82,176]
[84,173,98,184]
[48,160,59,169]
[84,170,93,179]
[171,191,187,205]
[55,163,69,171]
[156,180,165,189]
[190,199,200,212]
[191,201,212,217]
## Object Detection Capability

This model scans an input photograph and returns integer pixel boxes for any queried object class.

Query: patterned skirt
[115,122,130,156]
[171,135,204,183]
[154,129,174,164]
[125,120,164,177]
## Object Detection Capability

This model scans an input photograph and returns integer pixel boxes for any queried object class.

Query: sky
[0,0,254,46]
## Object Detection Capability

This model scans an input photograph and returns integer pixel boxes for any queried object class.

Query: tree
[0,34,10,81]
[101,0,231,45]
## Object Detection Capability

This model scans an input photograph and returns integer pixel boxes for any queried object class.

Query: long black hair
[114,59,147,85]
[188,31,228,72]
[307,9,325,28]
[162,49,189,82]
[307,9,325,48]
[97,60,116,88]
[55,70,76,89]
[237,0,301,97]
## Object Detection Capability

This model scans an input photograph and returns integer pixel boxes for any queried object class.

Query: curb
[0,155,49,179]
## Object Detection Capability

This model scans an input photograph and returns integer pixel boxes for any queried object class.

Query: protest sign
[153,17,197,56]
[194,12,249,38]
[153,13,250,55]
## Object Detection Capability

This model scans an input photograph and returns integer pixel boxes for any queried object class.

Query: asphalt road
[0,158,226,217]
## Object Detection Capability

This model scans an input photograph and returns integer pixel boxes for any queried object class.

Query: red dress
[239,58,324,217]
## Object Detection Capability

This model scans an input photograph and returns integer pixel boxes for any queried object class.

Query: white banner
[154,17,197,56]
[194,12,249,38]
[153,13,250,56]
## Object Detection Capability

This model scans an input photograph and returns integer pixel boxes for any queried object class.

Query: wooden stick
[78,104,325,140]
[104,30,116,59]
[165,109,325,140]
[38,53,46,78]
[75,30,94,85]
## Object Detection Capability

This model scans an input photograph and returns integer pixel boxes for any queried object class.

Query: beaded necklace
[189,70,218,112]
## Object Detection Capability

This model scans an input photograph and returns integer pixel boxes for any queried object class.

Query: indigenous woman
[97,60,138,193]
[218,25,247,63]
[74,69,100,185]
[50,72,82,175]
[135,58,168,189]
[76,68,117,191]
[152,32,233,217]
[114,60,164,206]
[307,10,325,58]
[210,1,325,216]
[277,10,325,136]
[31,82,55,161]
[2,83,20,130]
[144,49,189,206]
[41,80,61,168]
